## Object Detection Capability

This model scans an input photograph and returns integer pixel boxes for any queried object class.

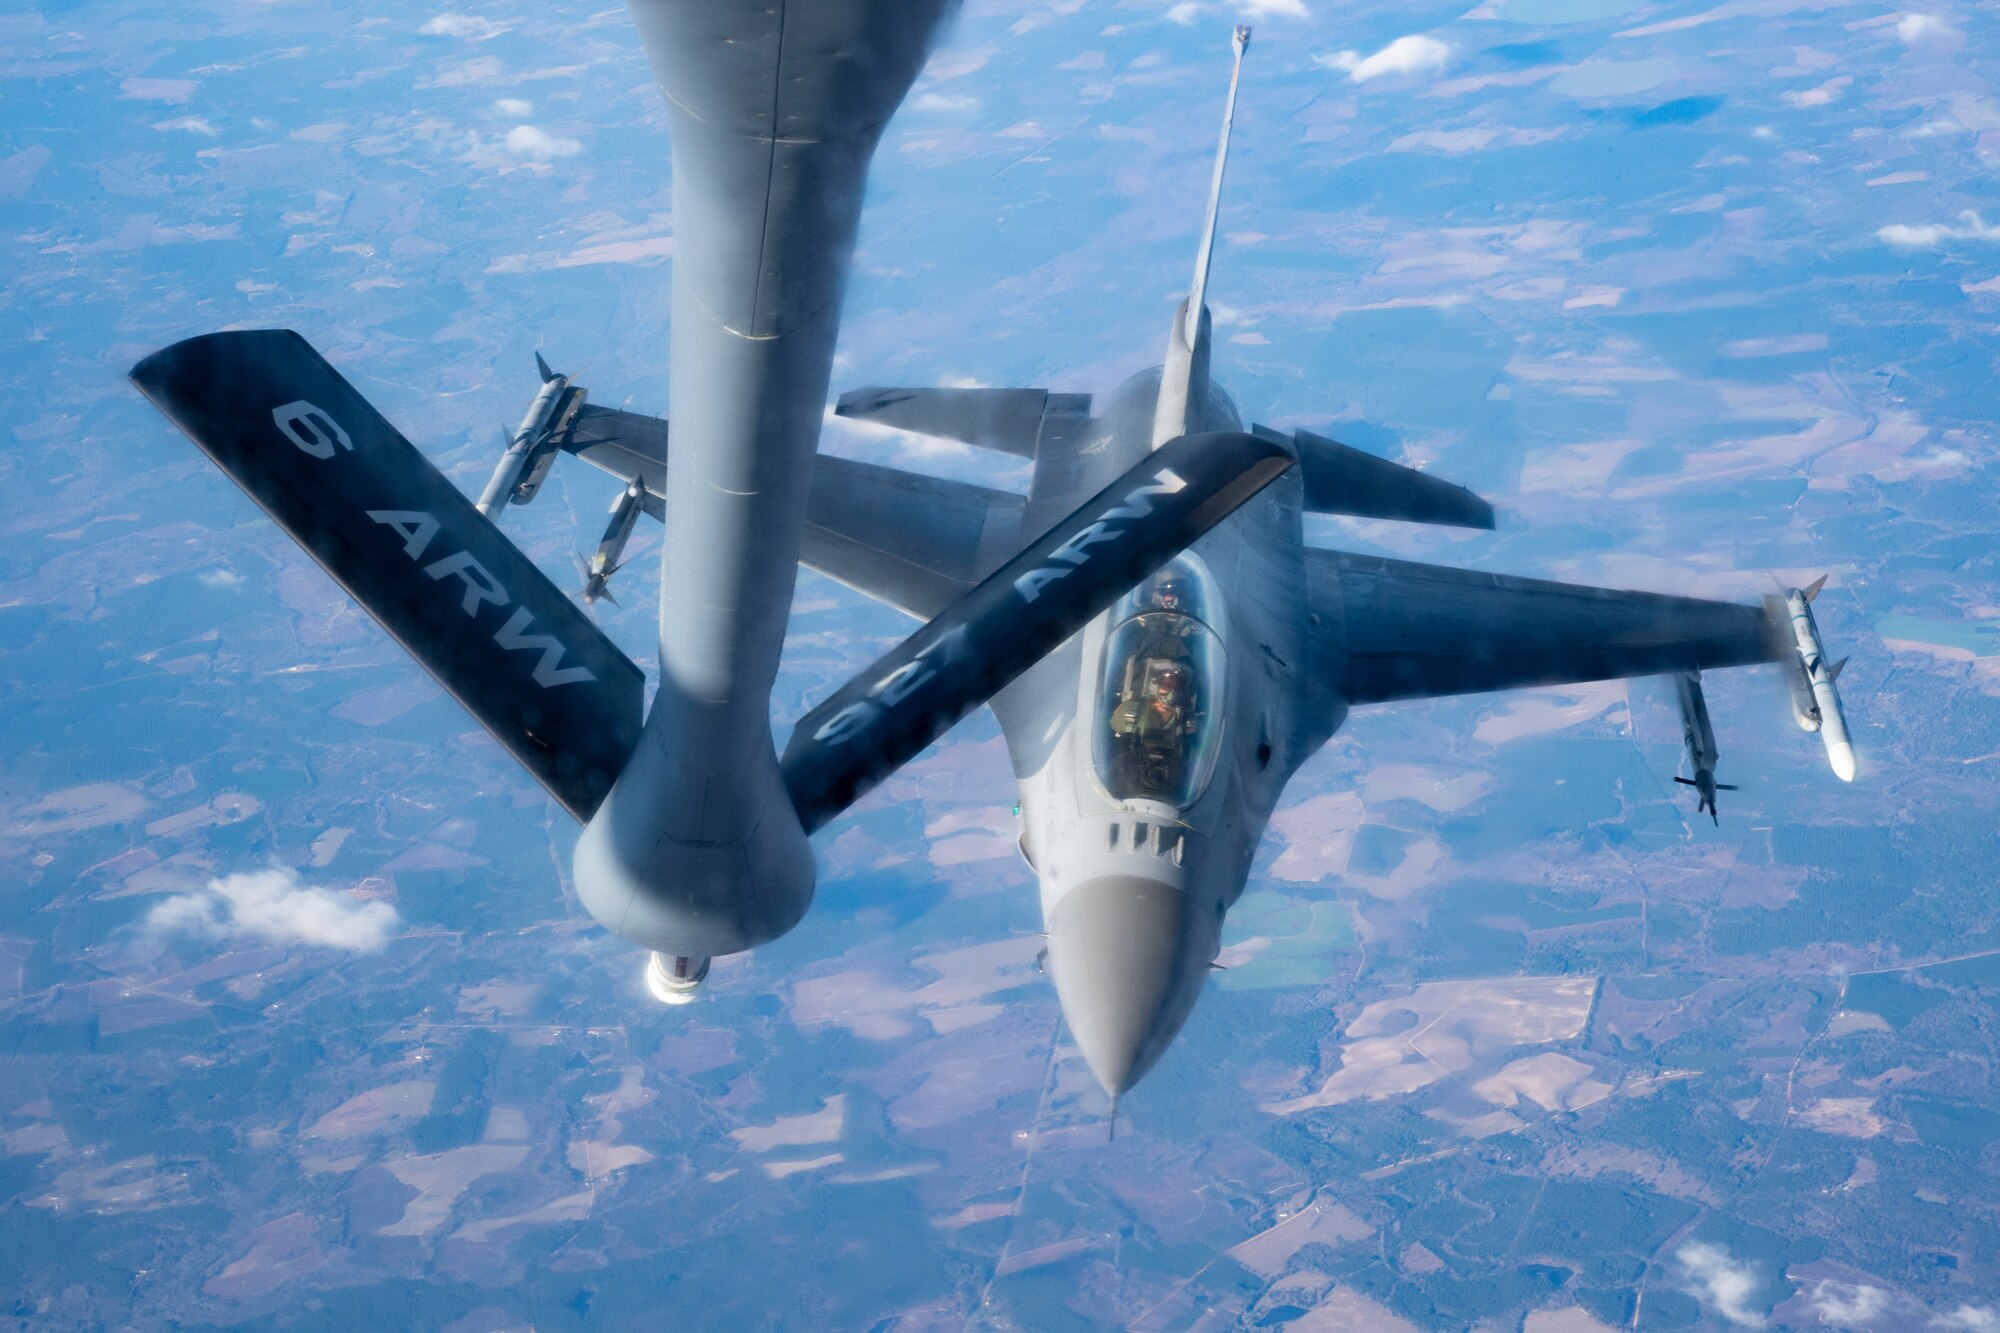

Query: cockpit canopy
[1092,556,1226,809]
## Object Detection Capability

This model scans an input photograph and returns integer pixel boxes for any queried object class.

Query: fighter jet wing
[554,404,1028,620]
[1307,549,1785,708]
[560,405,667,519]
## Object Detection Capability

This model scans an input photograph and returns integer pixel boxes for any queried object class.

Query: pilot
[1142,569,1189,616]
[1150,661,1195,739]
[1129,574,1199,672]
[1112,660,1195,746]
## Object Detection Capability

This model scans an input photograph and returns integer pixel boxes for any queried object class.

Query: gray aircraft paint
[573,0,960,960]
[993,369,1313,1093]
[811,33,1836,1096]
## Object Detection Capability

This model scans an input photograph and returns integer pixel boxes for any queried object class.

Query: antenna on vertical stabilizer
[1184,25,1250,349]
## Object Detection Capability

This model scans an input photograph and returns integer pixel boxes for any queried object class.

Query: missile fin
[1802,573,1827,602]
[535,351,556,384]
[1829,656,1848,681]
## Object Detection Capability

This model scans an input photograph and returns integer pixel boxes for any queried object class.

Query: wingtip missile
[1782,580,1857,783]
[478,357,585,520]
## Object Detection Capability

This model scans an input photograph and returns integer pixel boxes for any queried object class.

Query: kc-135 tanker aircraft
[130,2,1855,1099]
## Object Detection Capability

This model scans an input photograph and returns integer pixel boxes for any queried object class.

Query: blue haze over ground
[3,0,1999,1328]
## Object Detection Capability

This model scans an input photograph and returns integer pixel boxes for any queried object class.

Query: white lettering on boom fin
[1013,467,1190,604]
[495,608,597,686]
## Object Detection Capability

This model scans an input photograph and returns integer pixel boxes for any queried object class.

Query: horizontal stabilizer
[1266,426,1495,530]
[780,430,1295,833]
[802,455,1025,619]
[130,330,644,821]
[836,387,1089,459]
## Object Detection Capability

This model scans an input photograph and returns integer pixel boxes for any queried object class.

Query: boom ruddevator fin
[779,430,1295,833]
[131,330,644,821]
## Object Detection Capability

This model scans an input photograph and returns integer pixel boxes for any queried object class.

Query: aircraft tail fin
[131,330,644,821]
[1153,27,1249,448]
[1184,25,1251,350]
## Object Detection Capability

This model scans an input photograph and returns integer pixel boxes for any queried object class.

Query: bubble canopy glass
[1092,554,1227,809]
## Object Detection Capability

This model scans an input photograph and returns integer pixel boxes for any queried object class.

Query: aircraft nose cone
[1045,875,1207,1097]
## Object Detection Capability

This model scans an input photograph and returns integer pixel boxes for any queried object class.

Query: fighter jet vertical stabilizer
[1152,25,1248,449]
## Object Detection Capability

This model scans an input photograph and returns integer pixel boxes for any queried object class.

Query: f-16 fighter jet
[531,26,1854,1096]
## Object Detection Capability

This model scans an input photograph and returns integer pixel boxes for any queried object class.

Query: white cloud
[198,567,245,589]
[421,14,502,39]
[1316,35,1449,84]
[910,92,978,113]
[147,867,400,953]
[1898,13,1953,44]
[1164,0,1305,21]
[1878,211,2000,249]
[504,125,583,160]
[493,97,533,117]
[1936,1308,2000,1333]
[1783,76,1850,108]
[1675,1242,1764,1328]
[120,77,197,103]
[1809,1282,1888,1324]
[152,116,219,137]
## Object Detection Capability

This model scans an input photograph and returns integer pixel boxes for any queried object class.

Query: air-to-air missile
[1671,670,1737,822]
[580,481,645,606]
[1777,575,1856,781]
[476,352,585,520]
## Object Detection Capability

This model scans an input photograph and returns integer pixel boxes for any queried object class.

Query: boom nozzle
[645,952,710,1006]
